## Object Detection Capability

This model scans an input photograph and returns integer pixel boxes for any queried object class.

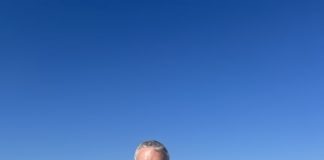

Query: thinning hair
[134,140,170,160]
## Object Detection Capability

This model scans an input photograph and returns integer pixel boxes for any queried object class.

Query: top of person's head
[134,140,169,160]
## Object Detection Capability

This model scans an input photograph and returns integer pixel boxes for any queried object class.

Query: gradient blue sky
[1,0,323,160]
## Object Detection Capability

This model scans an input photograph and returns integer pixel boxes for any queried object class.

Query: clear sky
[0,0,323,160]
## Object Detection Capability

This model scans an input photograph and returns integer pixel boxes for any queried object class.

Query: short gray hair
[134,140,169,160]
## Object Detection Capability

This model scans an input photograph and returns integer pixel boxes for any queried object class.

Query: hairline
[134,141,169,160]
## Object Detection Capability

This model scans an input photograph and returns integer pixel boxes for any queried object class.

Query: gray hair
[134,140,169,160]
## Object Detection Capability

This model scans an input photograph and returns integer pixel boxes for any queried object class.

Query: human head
[134,140,170,160]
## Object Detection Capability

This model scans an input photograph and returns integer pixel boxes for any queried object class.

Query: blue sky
[0,0,323,160]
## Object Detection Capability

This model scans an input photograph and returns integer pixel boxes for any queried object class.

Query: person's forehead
[136,148,165,160]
